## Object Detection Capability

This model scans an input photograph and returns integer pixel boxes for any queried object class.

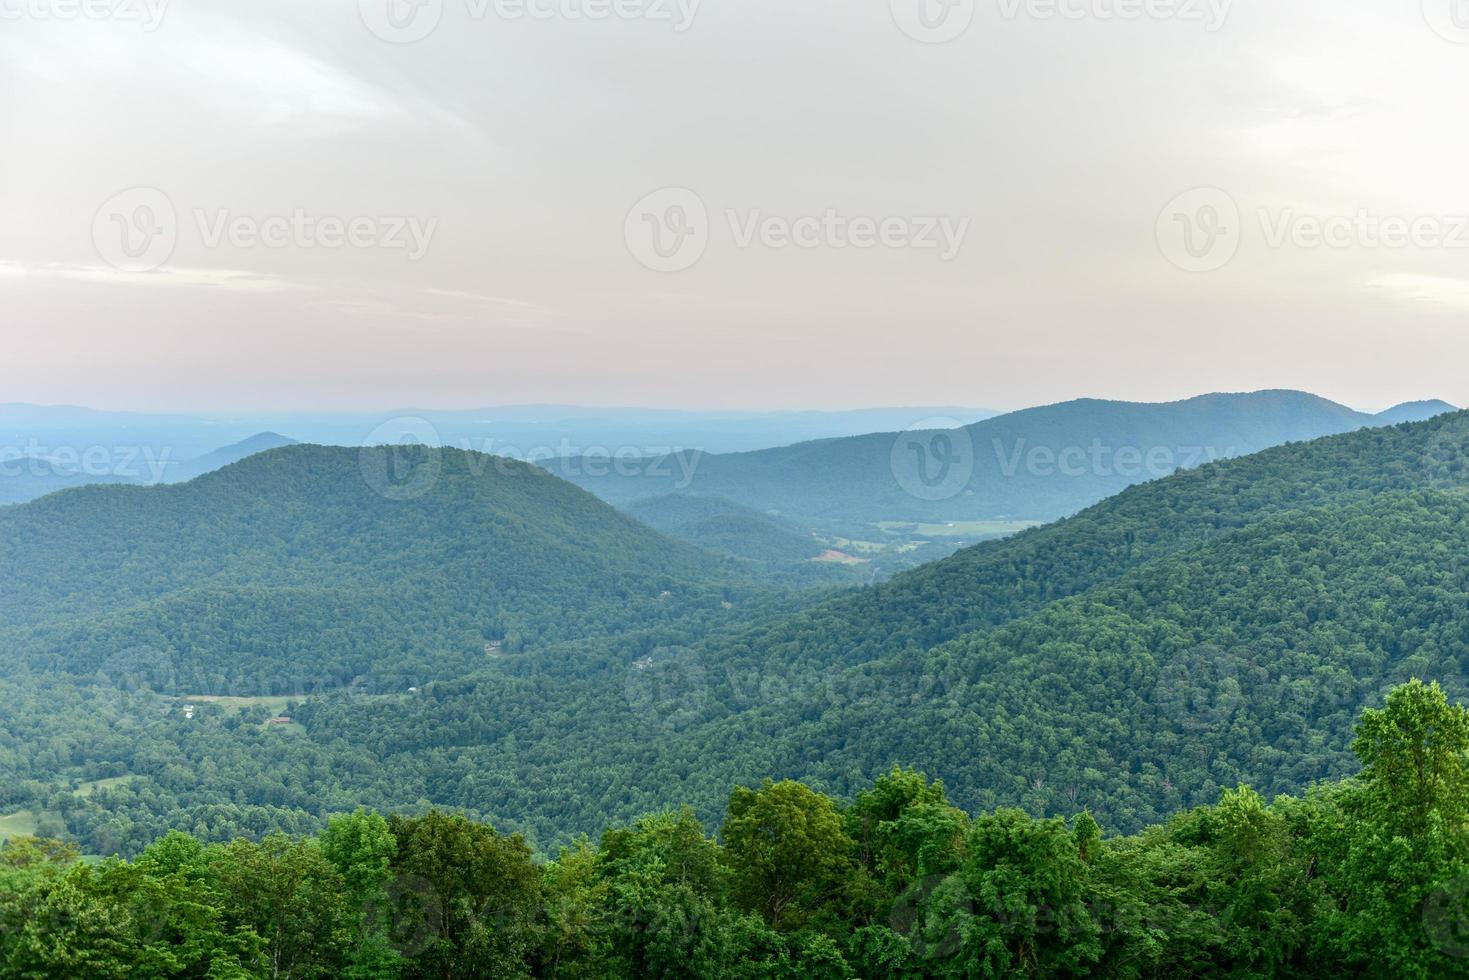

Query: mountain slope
[158,432,299,484]
[1376,399,1458,425]
[623,494,823,564]
[0,444,759,692]
[591,410,1469,680]
[548,390,1415,527]
[718,489,1469,830]
[277,411,1469,840]
[275,486,1469,841]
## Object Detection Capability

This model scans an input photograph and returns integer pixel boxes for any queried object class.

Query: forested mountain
[623,495,824,565]
[8,413,1469,860]
[0,444,768,695]
[547,390,1457,527]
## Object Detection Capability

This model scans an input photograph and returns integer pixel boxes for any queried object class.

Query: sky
[2,0,1469,414]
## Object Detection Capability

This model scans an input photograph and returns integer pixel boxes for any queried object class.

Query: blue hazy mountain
[546,390,1457,527]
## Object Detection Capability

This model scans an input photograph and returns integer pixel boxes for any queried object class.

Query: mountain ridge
[547,389,1456,527]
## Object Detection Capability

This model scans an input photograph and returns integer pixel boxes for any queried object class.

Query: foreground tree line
[3,680,1469,979]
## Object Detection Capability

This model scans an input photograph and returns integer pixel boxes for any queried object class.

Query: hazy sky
[3,0,1468,413]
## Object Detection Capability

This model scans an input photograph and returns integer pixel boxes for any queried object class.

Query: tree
[723,780,853,931]
[321,810,401,977]
[936,809,1102,978]
[1353,679,1469,835]
[1313,680,1469,978]
[207,834,356,979]
[593,809,736,978]
[388,811,541,980]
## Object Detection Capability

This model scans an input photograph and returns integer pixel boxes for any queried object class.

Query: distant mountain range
[547,390,1459,528]
[0,432,298,505]
[1373,399,1458,424]
[0,403,1001,461]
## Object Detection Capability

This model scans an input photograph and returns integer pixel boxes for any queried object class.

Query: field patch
[74,775,140,798]
[176,694,298,715]
[0,810,40,843]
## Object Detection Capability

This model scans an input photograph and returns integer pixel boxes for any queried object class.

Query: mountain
[256,410,1469,839]
[157,432,299,484]
[0,444,764,694]
[1376,399,1458,425]
[0,460,137,506]
[0,402,1000,459]
[16,412,1469,854]
[545,390,1427,529]
[0,432,299,506]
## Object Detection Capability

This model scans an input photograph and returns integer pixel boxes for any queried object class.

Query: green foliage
[388,810,542,978]
[5,694,1469,977]
[724,780,854,931]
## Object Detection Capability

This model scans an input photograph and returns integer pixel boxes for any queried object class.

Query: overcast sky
[2,0,1468,413]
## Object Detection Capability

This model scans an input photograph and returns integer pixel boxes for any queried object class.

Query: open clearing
[875,520,1041,539]
[74,775,140,798]
[176,694,297,715]
[0,810,40,843]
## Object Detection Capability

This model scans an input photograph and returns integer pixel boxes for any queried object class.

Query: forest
[3,680,1467,978]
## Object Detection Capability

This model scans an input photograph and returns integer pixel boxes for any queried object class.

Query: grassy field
[874,519,1041,539]
[176,694,297,715]
[74,775,140,798]
[0,810,40,844]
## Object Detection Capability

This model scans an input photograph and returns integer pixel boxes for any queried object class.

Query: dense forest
[3,681,1467,978]
[620,493,860,586]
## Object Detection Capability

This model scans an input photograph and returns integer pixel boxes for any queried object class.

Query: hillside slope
[0,444,758,692]
[235,481,1469,841]
[158,432,299,484]
[25,412,1469,849]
